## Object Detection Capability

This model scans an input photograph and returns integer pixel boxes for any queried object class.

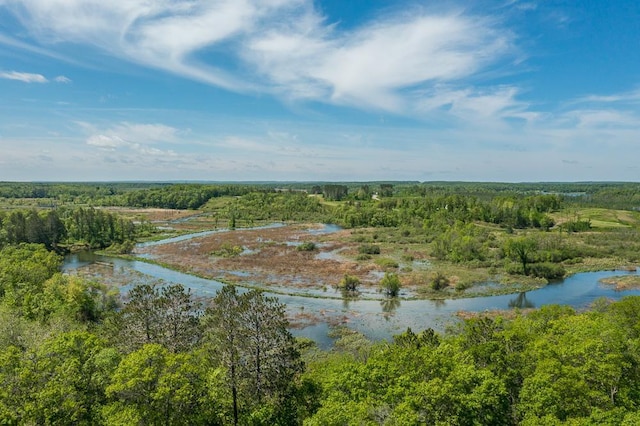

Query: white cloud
[4,101,640,181]
[572,88,640,105]
[86,134,126,150]
[83,122,180,154]
[3,0,299,90]
[0,70,48,83]
[319,15,509,109]
[0,33,79,64]
[3,0,515,112]
[53,75,71,83]
[245,10,513,112]
[562,109,640,129]
[415,85,532,124]
[113,122,179,144]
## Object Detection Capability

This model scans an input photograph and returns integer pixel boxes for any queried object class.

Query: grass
[551,208,640,229]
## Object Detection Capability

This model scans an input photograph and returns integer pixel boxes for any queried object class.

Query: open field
[103,207,201,222]
[550,207,640,229]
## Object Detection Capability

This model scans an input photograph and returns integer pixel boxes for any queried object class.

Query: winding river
[63,225,640,348]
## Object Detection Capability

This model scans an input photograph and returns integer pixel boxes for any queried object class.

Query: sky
[0,0,639,182]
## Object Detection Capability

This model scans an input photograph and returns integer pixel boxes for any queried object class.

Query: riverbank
[64,249,640,344]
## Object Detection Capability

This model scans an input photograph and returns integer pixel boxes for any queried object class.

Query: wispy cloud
[563,109,640,129]
[81,122,180,155]
[0,70,72,83]
[3,1,515,112]
[0,33,80,64]
[245,11,513,112]
[554,88,640,130]
[572,88,640,105]
[53,75,71,83]
[0,70,48,83]
[415,85,535,125]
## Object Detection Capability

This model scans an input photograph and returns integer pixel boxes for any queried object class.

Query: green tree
[114,283,201,353]
[504,237,538,275]
[337,274,360,294]
[380,272,401,297]
[202,285,244,425]
[2,331,120,425]
[203,286,302,425]
[104,344,214,425]
[305,340,509,425]
[518,313,634,422]
[0,244,61,313]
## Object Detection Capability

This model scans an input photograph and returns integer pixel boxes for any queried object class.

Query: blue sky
[0,0,639,182]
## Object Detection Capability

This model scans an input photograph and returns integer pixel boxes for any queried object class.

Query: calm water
[63,225,640,347]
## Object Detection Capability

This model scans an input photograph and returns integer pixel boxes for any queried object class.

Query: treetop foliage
[0,207,136,250]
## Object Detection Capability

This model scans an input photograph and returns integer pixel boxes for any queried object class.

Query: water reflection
[64,241,640,344]
[508,292,535,309]
[381,297,401,313]
[432,299,446,308]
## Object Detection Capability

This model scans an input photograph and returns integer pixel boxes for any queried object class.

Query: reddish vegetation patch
[135,224,384,290]
[456,309,534,321]
[287,309,352,329]
[104,207,201,222]
[600,274,640,291]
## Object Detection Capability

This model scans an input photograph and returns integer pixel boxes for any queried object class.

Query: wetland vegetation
[1,181,640,424]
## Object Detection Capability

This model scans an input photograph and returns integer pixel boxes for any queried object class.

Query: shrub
[529,262,566,280]
[505,263,524,275]
[212,243,243,258]
[359,244,381,255]
[380,272,401,297]
[337,274,360,293]
[297,241,317,252]
[105,240,135,254]
[431,272,450,290]
[560,219,591,233]
[455,281,471,291]
[375,258,399,269]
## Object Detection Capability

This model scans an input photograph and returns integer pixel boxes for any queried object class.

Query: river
[63,225,640,348]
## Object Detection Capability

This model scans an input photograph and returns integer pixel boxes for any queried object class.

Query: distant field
[551,208,640,229]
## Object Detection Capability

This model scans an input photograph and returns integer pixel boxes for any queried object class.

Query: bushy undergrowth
[358,244,381,255]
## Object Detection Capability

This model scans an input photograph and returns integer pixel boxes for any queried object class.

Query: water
[306,224,343,235]
[63,224,640,346]
[137,222,286,248]
[63,250,640,346]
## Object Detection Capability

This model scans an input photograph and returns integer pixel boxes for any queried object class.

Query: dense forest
[0,207,137,251]
[1,181,640,424]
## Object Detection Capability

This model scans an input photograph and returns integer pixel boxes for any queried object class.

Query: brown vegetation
[135,224,386,291]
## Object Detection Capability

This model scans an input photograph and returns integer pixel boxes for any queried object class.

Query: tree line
[0,207,136,250]
[3,181,639,211]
